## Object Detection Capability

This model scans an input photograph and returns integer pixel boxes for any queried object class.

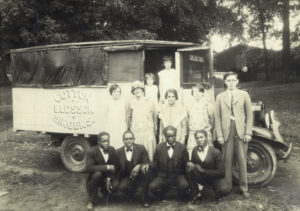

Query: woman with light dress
[104,84,128,149]
[128,81,157,161]
[159,89,187,144]
[186,84,212,158]
[157,56,180,103]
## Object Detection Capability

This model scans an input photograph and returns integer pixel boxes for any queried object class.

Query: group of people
[85,56,253,210]
[104,56,212,160]
[86,127,227,210]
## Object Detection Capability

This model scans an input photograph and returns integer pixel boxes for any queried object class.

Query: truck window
[108,51,142,82]
[11,47,107,87]
[12,51,44,86]
[181,50,209,84]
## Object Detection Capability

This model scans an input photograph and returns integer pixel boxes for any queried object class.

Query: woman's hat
[131,81,144,94]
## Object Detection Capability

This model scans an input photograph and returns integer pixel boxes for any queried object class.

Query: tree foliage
[0,0,242,49]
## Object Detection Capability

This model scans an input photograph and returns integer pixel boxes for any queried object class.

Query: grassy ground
[240,81,300,145]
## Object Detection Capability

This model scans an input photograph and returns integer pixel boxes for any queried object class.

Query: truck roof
[10,40,203,53]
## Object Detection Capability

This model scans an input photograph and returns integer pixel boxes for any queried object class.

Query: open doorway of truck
[144,48,177,101]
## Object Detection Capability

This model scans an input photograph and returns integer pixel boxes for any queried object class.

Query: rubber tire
[61,136,90,172]
[233,139,278,187]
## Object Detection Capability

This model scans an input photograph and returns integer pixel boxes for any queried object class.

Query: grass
[240,81,300,143]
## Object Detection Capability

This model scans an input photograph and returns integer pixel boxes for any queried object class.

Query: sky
[211,10,300,53]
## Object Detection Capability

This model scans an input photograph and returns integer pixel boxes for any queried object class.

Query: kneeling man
[86,132,119,210]
[186,129,229,203]
[147,125,189,200]
[116,130,152,207]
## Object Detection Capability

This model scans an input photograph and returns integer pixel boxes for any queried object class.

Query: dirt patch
[0,129,299,211]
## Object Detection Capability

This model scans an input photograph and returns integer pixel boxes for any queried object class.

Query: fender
[252,126,292,160]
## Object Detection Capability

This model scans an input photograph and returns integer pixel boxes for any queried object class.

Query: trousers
[223,120,248,192]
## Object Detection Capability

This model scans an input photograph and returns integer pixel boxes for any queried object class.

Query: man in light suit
[116,130,152,208]
[215,72,253,198]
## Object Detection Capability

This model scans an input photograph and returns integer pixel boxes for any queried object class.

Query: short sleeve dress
[159,102,187,144]
[104,98,128,149]
[186,98,212,157]
[129,97,157,161]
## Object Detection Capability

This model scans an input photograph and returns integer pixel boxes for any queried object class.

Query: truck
[9,40,292,187]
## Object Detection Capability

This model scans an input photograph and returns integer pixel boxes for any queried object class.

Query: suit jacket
[150,141,189,177]
[86,145,119,177]
[191,146,224,178]
[116,143,150,178]
[215,89,253,141]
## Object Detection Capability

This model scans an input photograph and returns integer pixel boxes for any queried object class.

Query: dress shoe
[190,192,203,204]
[86,202,93,210]
[241,191,250,198]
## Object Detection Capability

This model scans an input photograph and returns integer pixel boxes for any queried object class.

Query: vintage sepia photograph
[0,0,299,210]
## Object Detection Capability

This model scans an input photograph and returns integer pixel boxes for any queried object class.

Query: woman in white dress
[157,56,180,103]
[186,84,212,158]
[128,81,157,161]
[159,89,187,144]
[104,84,128,149]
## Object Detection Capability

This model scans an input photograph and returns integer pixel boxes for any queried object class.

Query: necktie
[126,148,133,152]
[167,145,175,150]
[230,92,234,116]
[102,150,108,154]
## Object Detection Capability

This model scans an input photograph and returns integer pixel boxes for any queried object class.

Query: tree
[281,0,291,81]
[278,0,300,81]
[232,0,279,80]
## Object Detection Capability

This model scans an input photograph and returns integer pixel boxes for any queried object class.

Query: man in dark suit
[215,72,253,198]
[116,130,152,208]
[146,125,189,201]
[186,129,229,203]
[85,131,119,210]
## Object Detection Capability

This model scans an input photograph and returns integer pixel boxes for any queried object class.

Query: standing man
[158,56,180,103]
[215,72,253,198]
[186,130,229,203]
[85,132,119,210]
[146,125,189,201]
[116,130,152,208]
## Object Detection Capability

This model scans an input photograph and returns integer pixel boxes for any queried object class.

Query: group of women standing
[103,73,212,161]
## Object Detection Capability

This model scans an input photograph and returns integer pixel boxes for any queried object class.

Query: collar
[125,145,133,152]
[227,89,237,95]
[198,145,209,153]
[166,142,175,147]
[99,146,108,154]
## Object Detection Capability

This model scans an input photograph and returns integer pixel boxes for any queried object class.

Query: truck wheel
[233,139,278,187]
[61,136,90,172]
